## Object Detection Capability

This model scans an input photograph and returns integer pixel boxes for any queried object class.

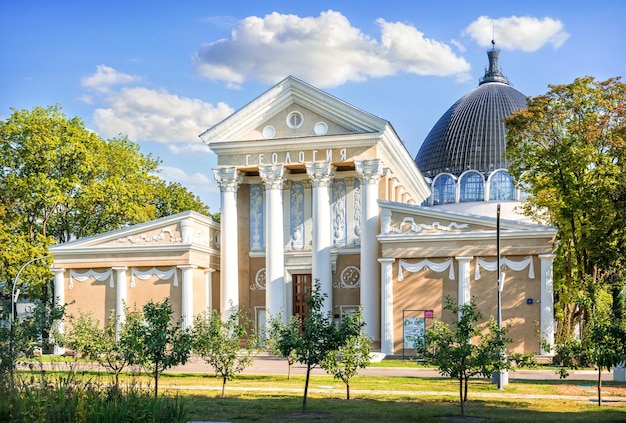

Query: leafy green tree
[273,279,364,414]
[505,76,626,344]
[418,298,510,417]
[192,309,257,397]
[266,313,300,380]
[320,316,372,400]
[123,299,192,398]
[553,287,626,406]
[152,180,210,218]
[0,105,210,300]
[98,309,146,390]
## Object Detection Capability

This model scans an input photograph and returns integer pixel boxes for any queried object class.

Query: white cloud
[464,16,570,52]
[193,10,470,88]
[159,166,216,190]
[450,39,466,53]
[159,166,221,207]
[168,143,212,154]
[92,87,234,143]
[81,65,141,92]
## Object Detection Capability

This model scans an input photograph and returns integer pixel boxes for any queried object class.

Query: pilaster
[378,258,395,354]
[539,254,556,355]
[178,264,197,330]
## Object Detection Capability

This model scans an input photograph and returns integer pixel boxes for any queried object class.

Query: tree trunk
[302,365,311,414]
[154,368,159,399]
[597,366,603,407]
[459,376,464,416]
[222,376,227,398]
[288,361,291,380]
[346,381,350,400]
[464,375,469,402]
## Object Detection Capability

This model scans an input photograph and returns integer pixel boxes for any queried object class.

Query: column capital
[204,268,216,274]
[213,167,242,192]
[51,267,65,274]
[455,256,474,262]
[355,159,383,184]
[538,253,556,261]
[177,264,198,270]
[305,161,334,187]
[259,164,285,190]
[378,257,396,264]
[111,266,128,271]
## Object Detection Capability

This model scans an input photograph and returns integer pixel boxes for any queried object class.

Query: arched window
[433,174,456,205]
[460,171,484,202]
[489,170,515,201]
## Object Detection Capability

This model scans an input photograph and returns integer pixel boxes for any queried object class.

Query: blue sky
[2,1,624,212]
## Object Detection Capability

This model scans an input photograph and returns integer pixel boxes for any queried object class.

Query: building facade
[50,72,557,357]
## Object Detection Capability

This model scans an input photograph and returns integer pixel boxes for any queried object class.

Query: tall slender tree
[505,76,626,343]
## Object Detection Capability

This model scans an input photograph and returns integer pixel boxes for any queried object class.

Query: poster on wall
[403,317,425,349]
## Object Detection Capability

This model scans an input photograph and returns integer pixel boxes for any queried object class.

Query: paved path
[169,354,620,382]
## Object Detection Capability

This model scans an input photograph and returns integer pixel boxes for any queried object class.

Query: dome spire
[479,39,510,85]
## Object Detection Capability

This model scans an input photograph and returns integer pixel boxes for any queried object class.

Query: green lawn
[16,365,625,422]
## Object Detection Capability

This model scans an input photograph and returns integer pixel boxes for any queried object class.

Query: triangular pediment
[49,211,220,258]
[199,75,389,144]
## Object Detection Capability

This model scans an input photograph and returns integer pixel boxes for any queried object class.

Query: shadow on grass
[182,392,626,423]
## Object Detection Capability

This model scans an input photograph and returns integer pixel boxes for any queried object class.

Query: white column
[306,162,334,317]
[213,167,242,321]
[112,266,128,339]
[355,159,383,341]
[178,264,197,330]
[51,267,65,355]
[205,268,215,316]
[539,254,556,355]
[259,165,287,323]
[378,258,395,355]
[455,256,473,320]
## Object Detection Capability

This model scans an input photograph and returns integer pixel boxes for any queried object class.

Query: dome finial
[480,33,510,85]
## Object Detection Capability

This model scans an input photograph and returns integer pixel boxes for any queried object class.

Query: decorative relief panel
[332,179,347,248]
[333,265,360,289]
[390,216,469,234]
[250,184,264,251]
[118,228,181,244]
[250,268,266,291]
[353,178,361,246]
[290,181,305,249]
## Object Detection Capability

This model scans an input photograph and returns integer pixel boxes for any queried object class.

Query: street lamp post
[10,255,51,324]
[494,204,508,389]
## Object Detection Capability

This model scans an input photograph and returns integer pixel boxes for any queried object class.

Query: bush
[0,372,188,423]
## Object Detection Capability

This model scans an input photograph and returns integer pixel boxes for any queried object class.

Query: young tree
[505,76,626,344]
[320,317,372,400]
[97,309,147,391]
[192,309,257,398]
[273,279,364,414]
[418,298,510,417]
[123,299,192,398]
[553,286,626,406]
[0,298,64,388]
[266,313,300,380]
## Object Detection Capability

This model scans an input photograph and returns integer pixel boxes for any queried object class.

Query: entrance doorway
[292,274,312,321]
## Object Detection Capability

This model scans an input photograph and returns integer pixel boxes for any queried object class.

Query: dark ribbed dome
[415,48,527,175]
